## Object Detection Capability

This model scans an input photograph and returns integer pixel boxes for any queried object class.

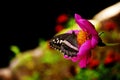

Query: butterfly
[49,31,79,57]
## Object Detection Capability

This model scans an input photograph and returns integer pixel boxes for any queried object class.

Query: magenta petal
[78,54,91,68]
[75,14,86,31]
[64,55,72,60]
[75,13,82,20]
[64,55,78,62]
[78,56,87,68]
[64,55,69,58]
[91,35,99,48]
[71,57,79,62]
[77,40,91,68]
[75,13,98,35]
[83,20,98,35]
[77,40,91,56]
[64,56,72,62]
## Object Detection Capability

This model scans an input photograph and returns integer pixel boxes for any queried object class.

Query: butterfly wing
[49,32,79,57]
[49,33,70,51]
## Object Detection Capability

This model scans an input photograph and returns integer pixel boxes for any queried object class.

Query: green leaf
[10,45,20,56]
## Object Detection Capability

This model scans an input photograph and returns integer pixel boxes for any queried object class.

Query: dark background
[0,0,119,68]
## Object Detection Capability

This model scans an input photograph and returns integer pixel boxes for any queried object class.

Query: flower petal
[83,20,98,35]
[75,13,86,31]
[64,55,73,61]
[64,55,69,58]
[91,35,99,48]
[75,13,82,20]
[75,13,98,35]
[78,51,91,68]
[77,40,91,56]
[64,55,79,62]
[70,40,92,62]
[71,57,79,62]
[78,55,88,68]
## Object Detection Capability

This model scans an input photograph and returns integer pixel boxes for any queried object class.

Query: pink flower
[64,13,99,68]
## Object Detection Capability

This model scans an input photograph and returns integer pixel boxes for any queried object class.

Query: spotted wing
[49,32,79,57]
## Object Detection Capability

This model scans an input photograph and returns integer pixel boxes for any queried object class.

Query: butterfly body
[49,32,79,57]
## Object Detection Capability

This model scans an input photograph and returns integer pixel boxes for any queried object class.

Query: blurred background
[0,0,119,68]
[0,0,120,80]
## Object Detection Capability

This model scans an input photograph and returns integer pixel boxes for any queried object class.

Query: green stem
[99,32,104,36]
[105,43,120,46]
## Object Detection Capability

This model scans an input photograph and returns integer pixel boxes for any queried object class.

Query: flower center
[77,30,89,45]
